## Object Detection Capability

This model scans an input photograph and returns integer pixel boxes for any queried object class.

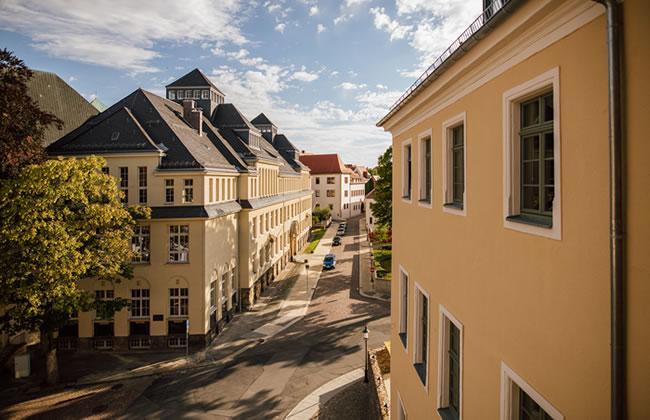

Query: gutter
[594,1,626,419]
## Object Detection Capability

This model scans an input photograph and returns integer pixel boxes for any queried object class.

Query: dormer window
[193,90,200,99]
[202,90,209,99]
[168,90,176,100]
[185,90,192,98]
[177,90,184,100]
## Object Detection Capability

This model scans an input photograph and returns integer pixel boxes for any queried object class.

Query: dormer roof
[166,68,223,95]
[251,113,275,127]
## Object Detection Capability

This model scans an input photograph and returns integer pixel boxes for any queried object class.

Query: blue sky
[0,0,481,167]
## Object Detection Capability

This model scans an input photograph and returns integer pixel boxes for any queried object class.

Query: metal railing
[384,0,510,118]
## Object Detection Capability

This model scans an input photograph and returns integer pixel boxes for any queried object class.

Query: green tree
[311,207,331,225]
[370,146,392,227]
[0,49,62,179]
[0,157,150,384]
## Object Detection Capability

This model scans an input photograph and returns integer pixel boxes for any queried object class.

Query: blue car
[323,254,336,270]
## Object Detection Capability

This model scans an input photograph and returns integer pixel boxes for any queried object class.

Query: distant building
[90,97,107,112]
[45,68,312,351]
[299,153,367,219]
[364,189,376,233]
[26,70,98,145]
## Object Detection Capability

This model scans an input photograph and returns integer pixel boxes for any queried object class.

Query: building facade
[299,153,367,219]
[378,1,649,419]
[47,68,312,351]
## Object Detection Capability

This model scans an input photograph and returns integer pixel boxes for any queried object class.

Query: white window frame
[202,89,209,99]
[177,90,184,100]
[412,282,430,389]
[401,138,413,203]
[436,305,464,419]
[168,90,176,100]
[500,362,564,420]
[441,112,467,216]
[503,67,561,240]
[183,179,194,203]
[130,288,150,318]
[168,224,189,263]
[169,287,189,317]
[398,266,409,351]
[165,179,174,204]
[418,129,433,207]
[131,224,150,263]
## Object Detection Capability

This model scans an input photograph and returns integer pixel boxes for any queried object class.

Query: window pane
[522,100,539,127]
[544,187,554,213]
[523,186,540,211]
[544,132,554,158]
[522,136,539,160]
[543,94,553,122]
[544,160,554,185]
[523,161,539,185]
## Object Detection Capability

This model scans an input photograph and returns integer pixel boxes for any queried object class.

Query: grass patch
[372,244,392,280]
[305,227,325,253]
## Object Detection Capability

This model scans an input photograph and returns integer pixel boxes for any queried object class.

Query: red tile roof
[299,153,346,174]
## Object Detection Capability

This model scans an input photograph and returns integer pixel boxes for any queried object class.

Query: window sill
[437,407,459,420]
[418,198,432,208]
[131,261,151,265]
[443,202,464,210]
[442,202,466,216]
[399,332,407,349]
[167,261,190,265]
[413,362,427,386]
[506,214,552,229]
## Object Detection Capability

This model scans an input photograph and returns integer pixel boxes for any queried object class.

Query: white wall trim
[502,67,561,240]
[384,0,602,136]
[397,391,407,420]
[500,362,564,420]
[417,128,433,208]
[412,281,430,392]
[436,305,464,420]
[401,138,413,204]
[441,112,467,217]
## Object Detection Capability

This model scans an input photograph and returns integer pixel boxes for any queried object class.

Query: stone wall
[368,346,390,420]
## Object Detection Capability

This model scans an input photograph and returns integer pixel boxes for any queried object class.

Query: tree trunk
[40,327,59,385]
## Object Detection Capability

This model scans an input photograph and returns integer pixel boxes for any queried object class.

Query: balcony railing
[382,0,511,121]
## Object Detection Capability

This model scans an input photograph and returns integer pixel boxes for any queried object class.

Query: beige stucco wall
[385,1,649,418]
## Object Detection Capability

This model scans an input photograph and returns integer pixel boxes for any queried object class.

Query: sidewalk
[358,217,390,302]
[76,222,338,385]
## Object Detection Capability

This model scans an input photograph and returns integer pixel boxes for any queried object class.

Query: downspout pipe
[594,1,625,419]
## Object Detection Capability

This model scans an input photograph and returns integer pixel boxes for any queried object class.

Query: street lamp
[304,259,309,293]
[363,324,369,383]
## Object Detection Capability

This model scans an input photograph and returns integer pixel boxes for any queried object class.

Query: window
[130,289,150,318]
[184,89,191,99]
[193,89,200,99]
[344,177,349,184]
[413,284,428,386]
[419,135,432,203]
[202,90,209,99]
[119,167,128,203]
[437,306,463,420]
[315,190,320,197]
[344,190,348,197]
[402,141,412,200]
[131,225,150,263]
[503,69,560,239]
[177,90,184,100]
[169,288,188,316]
[327,177,335,184]
[95,290,114,301]
[210,280,217,310]
[183,179,194,203]
[138,166,147,204]
[327,189,335,198]
[397,393,407,420]
[221,272,228,311]
[399,268,408,348]
[165,179,174,203]
[442,113,466,215]
[501,363,563,420]
[168,90,176,100]
[328,204,333,210]
[315,177,320,184]
[169,225,189,263]
[102,167,109,175]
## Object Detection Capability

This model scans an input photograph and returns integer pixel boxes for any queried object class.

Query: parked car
[332,236,342,246]
[323,254,336,269]
[337,228,345,236]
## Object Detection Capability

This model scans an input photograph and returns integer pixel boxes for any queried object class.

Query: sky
[0,0,482,167]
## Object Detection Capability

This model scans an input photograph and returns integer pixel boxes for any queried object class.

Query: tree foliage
[312,207,331,224]
[370,146,392,227]
[0,157,149,383]
[0,49,62,179]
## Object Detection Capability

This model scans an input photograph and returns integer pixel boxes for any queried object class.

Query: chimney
[182,99,203,136]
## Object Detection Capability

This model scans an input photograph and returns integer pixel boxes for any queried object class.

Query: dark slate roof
[273,134,308,171]
[166,68,224,94]
[26,70,99,145]
[212,103,258,130]
[47,107,161,155]
[240,190,312,209]
[150,201,241,219]
[251,113,274,126]
[49,89,238,171]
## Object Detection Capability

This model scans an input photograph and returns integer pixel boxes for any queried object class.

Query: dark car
[337,228,345,236]
[332,236,342,246]
[323,254,336,269]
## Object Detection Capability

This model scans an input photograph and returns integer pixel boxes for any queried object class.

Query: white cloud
[291,70,319,82]
[370,7,412,41]
[68,76,77,82]
[275,23,287,33]
[338,82,367,90]
[376,84,387,89]
[317,24,326,33]
[267,3,281,13]
[309,5,319,16]
[0,0,248,73]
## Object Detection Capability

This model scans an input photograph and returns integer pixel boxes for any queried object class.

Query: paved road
[124,216,390,419]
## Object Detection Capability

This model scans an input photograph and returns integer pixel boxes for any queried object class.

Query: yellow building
[47,69,312,351]
[377,1,648,419]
